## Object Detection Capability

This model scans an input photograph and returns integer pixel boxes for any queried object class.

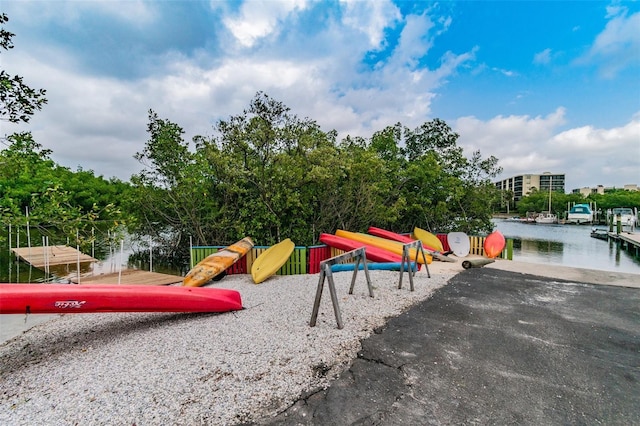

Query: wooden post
[149,235,153,272]
[609,213,613,232]
[189,236,194,268]
[118,240,124,284]
[398,240,430,291]
[462,258,495,269]
[310,248,372,329]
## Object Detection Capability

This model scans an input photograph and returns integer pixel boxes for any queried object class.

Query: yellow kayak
[251,238,295,284]
[412,227,444,252]
[183,237,254,287]
[335,230,431,264]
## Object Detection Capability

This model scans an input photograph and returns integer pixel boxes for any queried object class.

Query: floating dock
[11,245,183,286]
[11,245,97,268]
[69,269,183,286]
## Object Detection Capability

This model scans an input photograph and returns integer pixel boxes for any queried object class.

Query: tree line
[2,12,506,260]
[126,92,503,257]
[1,92,504,258]
[514,187,640,220]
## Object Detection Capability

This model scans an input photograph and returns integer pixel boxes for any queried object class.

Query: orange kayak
[183,237,254,287]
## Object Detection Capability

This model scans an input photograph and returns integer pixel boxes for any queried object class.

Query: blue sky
[2,0,639,191]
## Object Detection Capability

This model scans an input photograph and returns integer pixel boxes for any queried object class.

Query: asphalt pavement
[256,267,640,425]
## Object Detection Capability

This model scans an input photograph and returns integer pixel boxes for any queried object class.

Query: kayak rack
[310,248,372,329]
[398,240,430,291]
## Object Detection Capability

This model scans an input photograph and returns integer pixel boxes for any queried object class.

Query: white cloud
[533,48,552,65]
[388,12,434,67]
[4,0,156,27]
[492,67,517,77]
[2,1,635,192]
[223,0,308,48]
[551,120,640,152]
[580,7,640,77]
[340,0,401,49]
[454,109,640,189]
[454,108,567,177]
[3,53,148,179]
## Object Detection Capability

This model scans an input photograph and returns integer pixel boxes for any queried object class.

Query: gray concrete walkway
[259,267,640,425]
[486,259,640,288]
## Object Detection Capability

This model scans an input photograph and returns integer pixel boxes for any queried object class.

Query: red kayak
[319,233,402,263]
[367,226,455,263]
[367,226,414,244]
[0,284,243,314]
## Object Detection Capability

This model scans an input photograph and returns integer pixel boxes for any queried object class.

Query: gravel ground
[0,265,456,425]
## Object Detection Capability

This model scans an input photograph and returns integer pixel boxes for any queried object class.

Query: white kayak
[447,232,470,257]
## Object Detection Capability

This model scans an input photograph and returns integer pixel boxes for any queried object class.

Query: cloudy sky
[1,0,639,191]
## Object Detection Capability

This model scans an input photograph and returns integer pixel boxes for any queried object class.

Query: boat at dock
[608,208,638,228]
[590,228,609,240]
[535,212,558,224]
[567,204,594,224]
[536,175,558,224]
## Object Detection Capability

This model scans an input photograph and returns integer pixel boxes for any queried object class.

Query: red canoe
[0,284,243,314]
[319,233,402,263]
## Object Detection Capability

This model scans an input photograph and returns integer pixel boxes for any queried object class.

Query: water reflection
[515,239,565,258]
[0,228,134,283]
[494,219,640,274]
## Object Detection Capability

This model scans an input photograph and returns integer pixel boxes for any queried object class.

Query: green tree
[375,120,502,234]
[129,110,216,255]
[212,92,339,245]
[129,94,504,253]
[0,132,128,248]
[0,14,47,123]
[588,189,640,211]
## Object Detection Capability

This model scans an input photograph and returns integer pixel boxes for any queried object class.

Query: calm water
[2,222,639,342]
[493,219,640,274]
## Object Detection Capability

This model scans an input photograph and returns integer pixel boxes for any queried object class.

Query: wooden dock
[11,245,97,268]
[609,231,640,257]
[11,245,183,285]
[70,269,183,286]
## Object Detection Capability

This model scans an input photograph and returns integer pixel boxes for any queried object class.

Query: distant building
[571,184,638,195]
[495,172,566,202]
[573,185,605,196]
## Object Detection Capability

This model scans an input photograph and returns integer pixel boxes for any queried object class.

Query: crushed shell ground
[0,263,460,425]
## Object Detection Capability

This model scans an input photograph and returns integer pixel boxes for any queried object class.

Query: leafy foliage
[0,132,129,248]
[587,189,640,212]
[127,93,503,256]
[516,187,640,219]
[0,14,47,123]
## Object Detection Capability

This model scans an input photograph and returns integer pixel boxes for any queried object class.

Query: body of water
[2,221,639,342]
[493,219,640,274]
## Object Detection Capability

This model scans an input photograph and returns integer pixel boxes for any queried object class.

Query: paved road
[258,268,640,425]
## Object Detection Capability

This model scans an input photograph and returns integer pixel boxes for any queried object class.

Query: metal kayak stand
[398,240,430,291]
[310,248,372,329]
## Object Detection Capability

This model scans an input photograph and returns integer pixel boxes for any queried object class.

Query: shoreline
[0,263,459,425]
[2,257,638,344]
[1,259,637,425]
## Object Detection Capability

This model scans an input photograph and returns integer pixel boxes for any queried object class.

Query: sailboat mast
[548,175,552,213]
